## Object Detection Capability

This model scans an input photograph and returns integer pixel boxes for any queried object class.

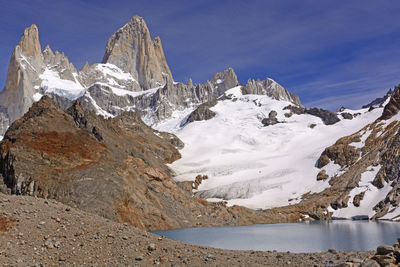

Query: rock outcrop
[262,110,279,126]
[362,88,394,109]
[211,67,238,95]
[284,105,341,125]
[305,108,340,125]
[0,96,182,230]
[369,239,400,266]
[184,100,217,125]
[341,112,353,120]
[102,16,173,90]
[380,85,400,120]
[242,78,302,106]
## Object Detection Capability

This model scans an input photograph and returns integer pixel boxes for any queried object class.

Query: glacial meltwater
[153,220,400,252]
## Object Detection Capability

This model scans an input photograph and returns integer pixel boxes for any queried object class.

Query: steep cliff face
[102,16,173,90]
[0,25,42,123]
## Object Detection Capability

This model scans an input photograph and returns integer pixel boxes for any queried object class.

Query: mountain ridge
[0,15,302,137]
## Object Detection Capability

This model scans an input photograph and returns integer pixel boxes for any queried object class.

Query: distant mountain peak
[380,85,400,120]
[19,24,41,58]
[102,15,173,90]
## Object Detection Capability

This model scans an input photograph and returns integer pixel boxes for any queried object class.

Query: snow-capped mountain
[0,14,399,223]
[0,16,300,137]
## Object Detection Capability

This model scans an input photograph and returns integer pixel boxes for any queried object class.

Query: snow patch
[33,93,43,102]
[40,69,85,100]
[95,63,137,83]
[321,161,344,178]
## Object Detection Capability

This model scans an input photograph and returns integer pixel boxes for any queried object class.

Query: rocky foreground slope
[0,192,375,266]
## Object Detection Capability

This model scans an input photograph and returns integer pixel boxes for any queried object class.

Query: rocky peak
[362,88,394,109]
[102,15,173,90]
[42,44,54,58]
[0,24,46,125]
[41,44,79,84]
[4,95,63,137]
[211,68,239,95]
[18,24,41,59]
[242,77,302,106]
[380,85,400,120]
[81,61,90,72]
[187,78,193,87]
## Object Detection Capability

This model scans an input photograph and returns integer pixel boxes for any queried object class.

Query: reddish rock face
[0,96,184,230]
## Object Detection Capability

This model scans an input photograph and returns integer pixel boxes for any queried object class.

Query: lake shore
[0,193,378,266]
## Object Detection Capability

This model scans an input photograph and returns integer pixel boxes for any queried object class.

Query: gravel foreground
[0,193,374,266]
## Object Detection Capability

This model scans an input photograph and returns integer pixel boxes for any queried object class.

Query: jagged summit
[242,77,302,106]
[0,16,303,137]
[19,24,41,58]
[363,88,395,110]
[211,67,238,95]
[102,15,173,90]
[0,24,44,126]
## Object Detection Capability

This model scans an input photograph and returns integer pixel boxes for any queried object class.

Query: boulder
[376,245,395,255]
[305,108,340,125]
[185,100,217,125]
[317,170,329,181]
[353,191,365,207]
[262,110,279,126]
[341,112,353,120]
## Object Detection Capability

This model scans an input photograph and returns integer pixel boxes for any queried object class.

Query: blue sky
[1,0,400,110]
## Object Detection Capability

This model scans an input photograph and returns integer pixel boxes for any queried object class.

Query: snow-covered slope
[157,87,384,210]
[317,89,400,221]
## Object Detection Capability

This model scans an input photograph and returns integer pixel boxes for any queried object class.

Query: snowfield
[156,86,384,210]
[38,63,146,101]
[40,69,85,100]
